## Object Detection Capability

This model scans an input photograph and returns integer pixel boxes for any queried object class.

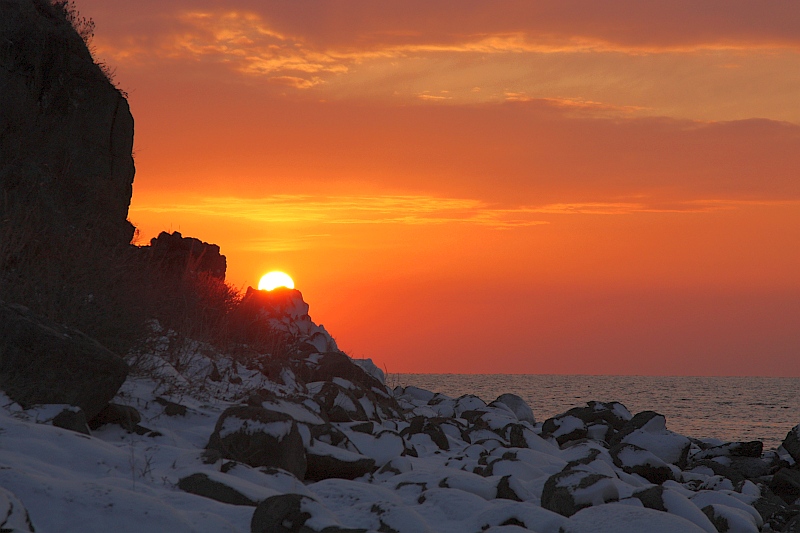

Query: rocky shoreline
[2,289,800,532]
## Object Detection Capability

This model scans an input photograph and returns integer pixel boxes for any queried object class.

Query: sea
[395,374,800,451]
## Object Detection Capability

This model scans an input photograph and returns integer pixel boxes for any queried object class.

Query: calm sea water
[395,374,800,451]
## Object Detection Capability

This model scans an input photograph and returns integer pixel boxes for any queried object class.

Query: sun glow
[258,271,295,291]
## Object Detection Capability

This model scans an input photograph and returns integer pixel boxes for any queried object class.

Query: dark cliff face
[0,0,139,350]
[0,0,135,247]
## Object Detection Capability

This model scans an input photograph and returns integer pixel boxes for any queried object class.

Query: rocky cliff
[0,0,135,248]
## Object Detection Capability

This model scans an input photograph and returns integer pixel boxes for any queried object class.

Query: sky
[79,0,800,375]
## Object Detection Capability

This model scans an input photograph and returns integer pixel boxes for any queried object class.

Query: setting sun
[258,271,295,291]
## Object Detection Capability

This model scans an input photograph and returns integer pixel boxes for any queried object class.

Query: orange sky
[80,1,800,375]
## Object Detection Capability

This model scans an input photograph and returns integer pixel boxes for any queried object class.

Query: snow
[0,309,786,533]
[567,503,710,533]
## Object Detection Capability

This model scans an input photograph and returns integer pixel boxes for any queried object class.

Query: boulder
[89,402,141,431]
[310,352,384,391]
[305,442,376,482]
[492,393,536,424]
[783,425,800,464]
[541,469,621,517]
[250,493,364,533]
[610,442,676,484]
[611,411,691,468]
[0,301,128,420]
[770,468,800,504]
[541,414,588,446]
[52,407,90,435]
[207,406,307,479]
[177,473,256,506]
[250,493,313,533]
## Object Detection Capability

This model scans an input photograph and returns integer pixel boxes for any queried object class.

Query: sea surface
[395,374,800,451]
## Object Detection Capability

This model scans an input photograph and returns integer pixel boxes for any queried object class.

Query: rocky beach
[3,288,800,532]
[2,1,800,531]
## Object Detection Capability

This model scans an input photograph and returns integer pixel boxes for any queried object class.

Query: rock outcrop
[0,0,135,248]
[146,231,227,281]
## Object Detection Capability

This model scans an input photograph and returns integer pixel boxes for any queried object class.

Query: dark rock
[147,231,227,280]
[155,397,187,417]
[701,505,730,532]
[178,473,256,506]
[752,487,791,531]
[783,425,800,464]
[207,406,307,479]
[250,493,368,533]
[400,416,450,451]
[0,0,135,249]
[692,441,764,461]
[496,475,522,501]
[541,415,587,446]
[729,456,771,480]
[0,301,128,420]
[770,468,800,504]
[611,411,691,468]
[563,401,632,432]
[52,407,90,435]
[89,402,141,431]
[305,444,376,482]
[631,486,667,511]
[610,443,675,485]
[312,381,367,423]
[251,493,313,533]
[310,352,383,391]
[691,459,746,485]
[541,469,618,517]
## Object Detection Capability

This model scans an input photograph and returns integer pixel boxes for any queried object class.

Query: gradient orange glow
[80,0,800,375]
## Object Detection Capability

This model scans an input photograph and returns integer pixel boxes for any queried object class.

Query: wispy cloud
[135,194,549,228]
[135,194,797,231]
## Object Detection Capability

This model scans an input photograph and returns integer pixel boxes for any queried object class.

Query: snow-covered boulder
[305,440,376,481]
[492,393,536,425]
[611,411,691,468]
[566,503,711,533]
[206,406,307,479]
[610,443,677,485]
[541,469,625,517]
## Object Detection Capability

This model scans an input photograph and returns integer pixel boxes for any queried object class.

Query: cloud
[133,194,800,234]
[134,194,550,229]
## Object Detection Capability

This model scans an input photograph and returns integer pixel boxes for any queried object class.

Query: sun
[258,271,295,291]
